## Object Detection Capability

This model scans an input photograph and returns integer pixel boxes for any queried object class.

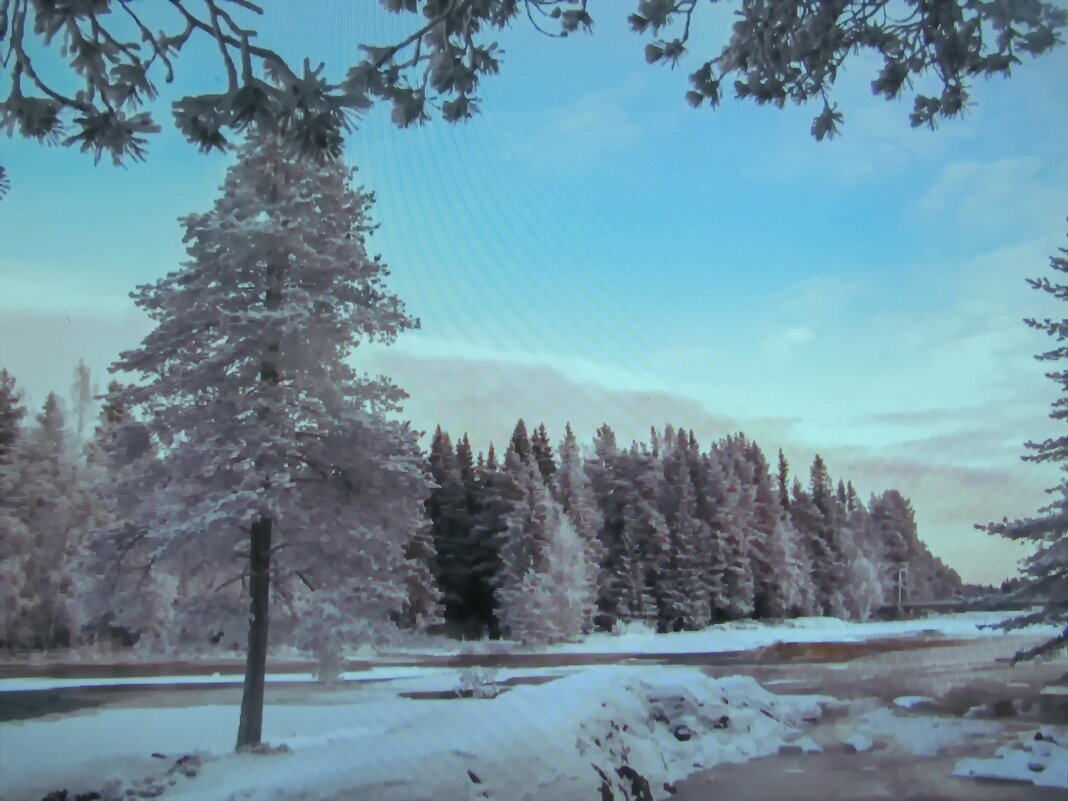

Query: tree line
[426,419,962,643]
[0,364,961,653]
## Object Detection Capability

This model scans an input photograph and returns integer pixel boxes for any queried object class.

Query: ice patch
[892,695,933,709]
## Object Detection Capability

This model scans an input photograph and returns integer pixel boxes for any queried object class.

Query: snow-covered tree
[0,368,25,463]
[0,370,30,649]
[0,392,83,649]
[693,449,736,621]
[531,422,557,487]
[747,442,813,618]
[869,489,918,603]
[78,130,432,749]
[509,418,533,464]
[494,443,593,641]
[427,428,467,618]
[557,422,604,633]
[718,476,757,619]
[666,469,715,629]
[69,359,97,450]
[427,427,499,636]
[494,447,550,633]
[502,513,594,646]
[776,449,791,511]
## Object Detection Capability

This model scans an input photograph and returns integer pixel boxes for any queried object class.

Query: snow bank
[954,728,1068,790]
[534,611,1060,657]
[180,666,824,801]
[1,667,825,801]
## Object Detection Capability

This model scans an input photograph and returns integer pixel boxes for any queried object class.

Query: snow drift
[9,667,824,801]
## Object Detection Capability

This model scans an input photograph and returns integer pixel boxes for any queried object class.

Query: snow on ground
[3,613,1066,800]
[537,612,1063,656]
[892,695,933,709]
[385,611,1060,659]
[0,665,828,801]
[954,727,1068,790]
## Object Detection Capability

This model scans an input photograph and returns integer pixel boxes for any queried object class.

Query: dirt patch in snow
[675,737,1066,801]
[674,634,1068,801]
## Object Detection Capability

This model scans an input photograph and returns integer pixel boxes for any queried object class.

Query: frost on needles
[76,130,441,711]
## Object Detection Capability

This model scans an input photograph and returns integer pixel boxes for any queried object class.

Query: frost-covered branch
[978,229,1068,663]
[2,0,1064,196]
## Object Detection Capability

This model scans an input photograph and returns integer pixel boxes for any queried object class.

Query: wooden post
[236,516,272,750]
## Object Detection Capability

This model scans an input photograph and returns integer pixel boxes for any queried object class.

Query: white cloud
[913,157,1068,240]
[0,308,153,411]
[511,87,646,169]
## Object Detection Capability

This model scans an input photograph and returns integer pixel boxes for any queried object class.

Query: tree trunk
[236,515,272,750]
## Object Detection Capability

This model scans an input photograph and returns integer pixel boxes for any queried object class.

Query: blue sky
[2,2,1067,584]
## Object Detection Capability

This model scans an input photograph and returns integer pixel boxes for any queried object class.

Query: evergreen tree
[978,229,1068,661]
[531,422,557,487]
[556,422,604,633]
[667,470,715,629]
[468,445,509,638]
[694,448,735,621]
[427,427,469,623]
[719,472,758,620]
[509,419,532,464]
[777,449,790,511]
[502,513,594,645]
[69,359,96,450]
[869,489,914,603]
[33,392,67,458]
[495,447,558,638]
[586,423,629,629]
[456,433,475,483]
[0,371,31,649]
[845,480,861,513]
[747,442,806,618]
[803,455,848,616]
[0,393,83,649]
[625,444,672,629]
[79,131,430,750]
[0,368,25,463]
[790,478,831,614]
[836,505,883,621]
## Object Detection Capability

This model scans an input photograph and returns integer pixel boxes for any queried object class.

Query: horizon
[2,2,1067,585]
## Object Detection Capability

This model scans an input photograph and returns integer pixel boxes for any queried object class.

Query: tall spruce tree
[978,228,1068,661]
[0,370,31,648]
[557,423,604,633]
[79,131,432,749]
[531,422,557,487]
[510,419,532,464]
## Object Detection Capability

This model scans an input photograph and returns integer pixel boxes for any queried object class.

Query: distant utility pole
[896,563,909,616]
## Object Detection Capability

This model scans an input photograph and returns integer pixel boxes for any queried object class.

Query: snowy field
[1,612,1066,801]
